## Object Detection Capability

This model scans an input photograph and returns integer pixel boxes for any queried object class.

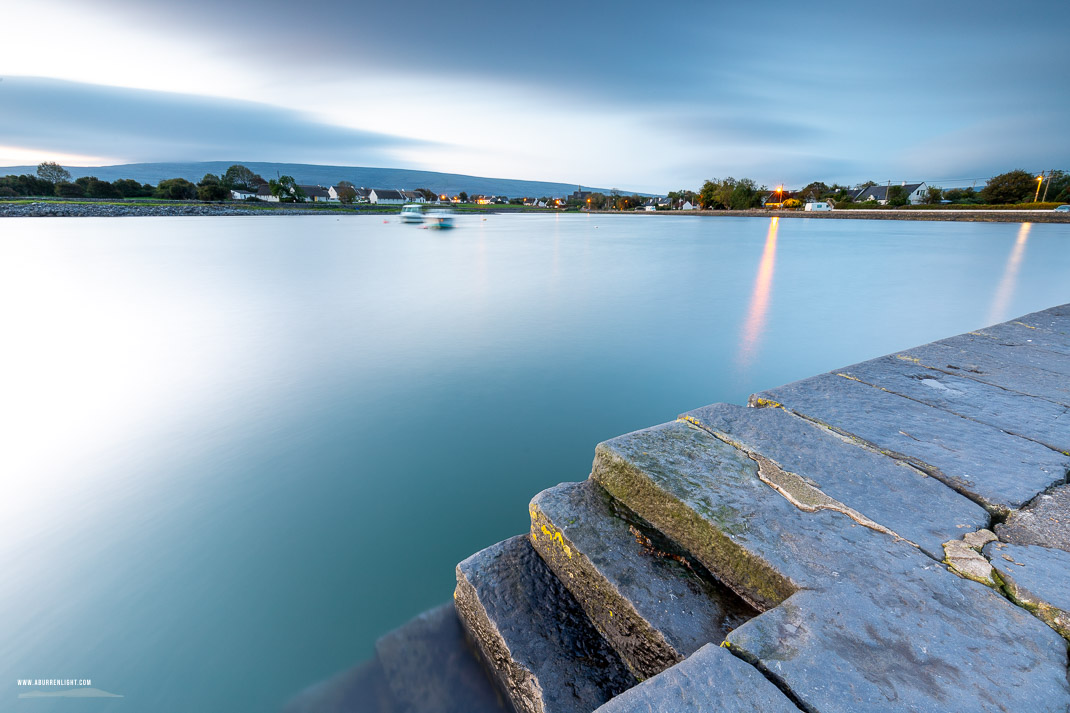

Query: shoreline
[2,201,1069,223]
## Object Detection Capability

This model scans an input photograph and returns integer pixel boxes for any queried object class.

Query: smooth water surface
[2,214,1068,711]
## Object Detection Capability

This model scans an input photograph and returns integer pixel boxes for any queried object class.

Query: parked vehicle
[1054,205,1070,213]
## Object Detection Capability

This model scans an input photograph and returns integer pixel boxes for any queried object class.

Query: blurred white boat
[400,204,424,223]
[425,209,455,229]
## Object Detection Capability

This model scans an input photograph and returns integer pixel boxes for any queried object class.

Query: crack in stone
[834,373,1068,456]
[747,396,1009,519]
[719,641,814,713]
[680,416,917,550]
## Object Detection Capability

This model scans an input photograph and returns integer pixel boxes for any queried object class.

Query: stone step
[973,308,1070,358]
[680,403,989,560]
[374,602,511,713]
[835,353,1070,453]
[529,479,756,680]
[592,419,1070,712]
[591,643,799,713]
[751,372,1068,515]
[454,535,636,713]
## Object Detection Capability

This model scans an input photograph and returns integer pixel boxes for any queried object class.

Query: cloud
[0,77,436,166]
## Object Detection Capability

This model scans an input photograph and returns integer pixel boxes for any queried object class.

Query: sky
[0,0,1068,193]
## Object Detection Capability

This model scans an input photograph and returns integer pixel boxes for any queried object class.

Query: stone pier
[285,304,1070,713]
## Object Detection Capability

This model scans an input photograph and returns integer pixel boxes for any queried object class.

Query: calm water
[2,214,1068,711]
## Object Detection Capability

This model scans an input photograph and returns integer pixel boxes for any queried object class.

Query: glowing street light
[1034,174,1044,202]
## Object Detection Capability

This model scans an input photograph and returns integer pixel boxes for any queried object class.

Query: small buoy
[383,220,388,223]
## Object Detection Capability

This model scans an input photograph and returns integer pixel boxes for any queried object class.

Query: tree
[887,185,909,207]
[155,178,197,200]
[980,170,1037,204]
[458,191,469,203]
[85,178,121,199]
[414,187,437,201]
[335,181,357,205]
[113,179,152,198]
[729,179,762,209]
[197,183,230,201]
[55,181,85,197]
[37,161,71,184]
[800,182,830,200]
[223,164,264,191]
[924,186,943,204]
[268,175,304,202]
[1042,170,1069,203]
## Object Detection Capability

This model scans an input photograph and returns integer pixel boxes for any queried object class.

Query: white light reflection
[986,223,1031,326]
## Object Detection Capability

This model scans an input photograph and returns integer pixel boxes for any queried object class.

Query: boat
[400,204,424,223]
[424,209,455,229]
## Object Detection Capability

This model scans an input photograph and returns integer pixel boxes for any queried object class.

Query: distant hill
[0,161,638,198]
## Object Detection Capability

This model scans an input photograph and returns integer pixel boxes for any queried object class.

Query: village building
[853,182,927,205]
[369,189,407,205]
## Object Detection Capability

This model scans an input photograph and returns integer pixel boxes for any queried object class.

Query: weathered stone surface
[726,576,1070,713]
[529,480,756,679]
[996,484,1070,552]
[591,644,798,713]
[594,419,1070,712]
[752,373,1068,514]
[974,321,1070,358]
[591,420,929,610]
[282,657,398,713]
[898,338,1070,407]
[681,403,989,559]
[942,539,998,587]
[454,536,635,713]
[962,528,998,550]
[375,602,510,713]
[985,541,1070,640]
[834,354,1070,453]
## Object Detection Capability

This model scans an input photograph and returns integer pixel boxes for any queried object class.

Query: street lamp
[1034,175,1044,202]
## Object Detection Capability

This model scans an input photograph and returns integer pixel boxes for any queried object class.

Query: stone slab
[592,420,1070,712]
[681,403,989,559]
[996,484,1070,552]
[985,541,1070,639]
[726,575,1070,713]
[974,322,1070,358]
[591,420,932,611]
[454,535,635,713]
[752,373,1069,514]
[899,339,1070,407]
[835,354,1070,454]
[281,657,398,713]
[530,480,756,679]
[591,643,799,713]
[375,602,510,713]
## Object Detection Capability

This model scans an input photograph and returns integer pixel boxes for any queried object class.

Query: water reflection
[986,222,1031,325]
[737,217,779,367]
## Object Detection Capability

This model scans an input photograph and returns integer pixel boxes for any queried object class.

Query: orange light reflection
[737,217,779,367]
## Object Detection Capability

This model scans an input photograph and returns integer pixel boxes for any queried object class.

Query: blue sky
[0,0,1067,192]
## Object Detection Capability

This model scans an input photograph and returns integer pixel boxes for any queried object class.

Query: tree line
[0,162,273,202]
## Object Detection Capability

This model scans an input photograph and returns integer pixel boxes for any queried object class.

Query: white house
[369,189,406,205]
[853,182,927,205]
[680,200,695,210]
[401,190,427,203]
[256,185,279,202]
[230,189,257,201]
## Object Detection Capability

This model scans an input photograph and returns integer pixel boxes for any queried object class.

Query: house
[762,190,799,208]
[328,184,366,202]
[679,200,695,210]
[853,182,927,205]
[400,190,427,203]
[256,184,279,202]
[230,189,257,201]
[369,189,406,205]
[299,185,331,202]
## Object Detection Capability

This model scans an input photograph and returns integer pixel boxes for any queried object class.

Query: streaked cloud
[1,0,1067,190]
